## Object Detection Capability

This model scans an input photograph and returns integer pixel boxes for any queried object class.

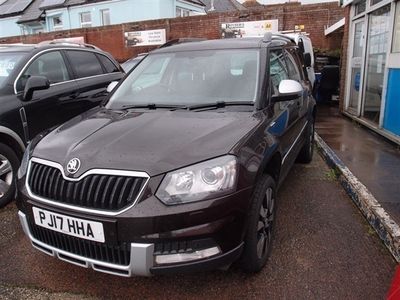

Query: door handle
[70,92,80,99]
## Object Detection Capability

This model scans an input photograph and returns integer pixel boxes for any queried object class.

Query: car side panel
[22,80,80,140]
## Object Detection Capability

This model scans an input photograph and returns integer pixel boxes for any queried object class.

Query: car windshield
[0,52,25,88]
[107,49,259,109]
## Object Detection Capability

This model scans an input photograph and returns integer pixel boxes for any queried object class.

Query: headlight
[156,155,237,205]
[17,143,31,179]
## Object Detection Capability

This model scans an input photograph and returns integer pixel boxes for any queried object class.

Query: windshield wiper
[186,101,255,111]
[121,103,187,110]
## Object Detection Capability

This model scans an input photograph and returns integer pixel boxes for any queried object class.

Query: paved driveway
[0,154,395,299]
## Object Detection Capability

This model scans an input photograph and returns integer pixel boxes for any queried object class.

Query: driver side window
[17,51,70,92]
[269,49,289,97]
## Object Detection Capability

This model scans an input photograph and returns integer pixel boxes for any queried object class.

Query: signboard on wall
[124,29,166,47]
[221,20,279,39]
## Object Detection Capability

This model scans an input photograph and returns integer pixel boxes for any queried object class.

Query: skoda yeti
[17,35,316,276]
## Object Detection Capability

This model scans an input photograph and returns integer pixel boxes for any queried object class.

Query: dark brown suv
[17,35,316,277]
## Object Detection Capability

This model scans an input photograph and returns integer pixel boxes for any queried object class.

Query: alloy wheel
[0,154,13,198]
[256,187,275,259]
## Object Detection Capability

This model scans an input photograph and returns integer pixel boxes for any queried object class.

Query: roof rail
[272,33,296,43]
[0,43,36,48]
[37,40,100,50]
[159,38,206,48]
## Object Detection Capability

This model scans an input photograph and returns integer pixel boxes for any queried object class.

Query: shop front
[343,0,400,143]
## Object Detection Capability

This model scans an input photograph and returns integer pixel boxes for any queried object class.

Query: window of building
[80,12,92,28]
[52,16,63,31]
[370,0,384,7]
[393,3,400,53]
[176,7,190,17]
[355,0,366,16]
[101,9,110,26]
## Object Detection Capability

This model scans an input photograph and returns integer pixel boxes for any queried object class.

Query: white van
[284,33,316,88]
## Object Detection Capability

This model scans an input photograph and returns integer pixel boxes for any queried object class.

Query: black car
[0,42,124,206]
[17,35,316,277]
[121,53,146,72]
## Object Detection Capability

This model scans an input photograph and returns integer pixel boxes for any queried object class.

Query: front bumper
[19,209,245,277]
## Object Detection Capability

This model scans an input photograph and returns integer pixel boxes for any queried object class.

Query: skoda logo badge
[67,158,81,174]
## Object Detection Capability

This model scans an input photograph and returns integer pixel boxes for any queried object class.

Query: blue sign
[354,71,361,92]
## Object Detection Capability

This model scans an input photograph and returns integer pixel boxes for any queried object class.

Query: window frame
[96,53,120,74]
[267,47,290,100]
[15,50,73,92]
[52,16,63,31]
[65,49,105,79]
[80,11,92,28]
[176,6,190,17]
[100,9,110,26]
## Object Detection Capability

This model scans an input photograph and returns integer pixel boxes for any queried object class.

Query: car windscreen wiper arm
[121,103,187,110]
[186,101,255,111]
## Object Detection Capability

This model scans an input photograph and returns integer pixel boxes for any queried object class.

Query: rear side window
[96,54,119,73]
[66,50,103,78]
[17,50,70,91]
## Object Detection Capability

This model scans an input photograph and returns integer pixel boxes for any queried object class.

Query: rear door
[15,50,79,140]
[64,50,123,112]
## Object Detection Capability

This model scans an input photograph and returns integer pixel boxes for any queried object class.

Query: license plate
[33,207,105,243]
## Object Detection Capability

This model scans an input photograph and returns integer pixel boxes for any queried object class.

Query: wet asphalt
[316,104,400,225]
[0,153,396,299]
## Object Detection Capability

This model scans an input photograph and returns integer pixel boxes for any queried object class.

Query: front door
[16,50,79,140]
[348,19,365,115]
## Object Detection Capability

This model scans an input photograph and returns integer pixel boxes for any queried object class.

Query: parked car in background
[0,42,124,207]
[121,53,147,72]
[17,35,316,277]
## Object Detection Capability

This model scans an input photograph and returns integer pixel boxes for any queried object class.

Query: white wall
[237,0,338,4]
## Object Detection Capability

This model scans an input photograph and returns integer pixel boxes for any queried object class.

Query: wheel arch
[0,126,25,159]
[262,152,282,184]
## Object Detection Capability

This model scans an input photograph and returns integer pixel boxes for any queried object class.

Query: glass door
[362,4,391,123]
[348,19,365,114]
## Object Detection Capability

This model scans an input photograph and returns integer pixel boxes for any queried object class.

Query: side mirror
[304,53,312,68]
[272,80,303,102]
[107,81,118,93]
[22,76,50,102]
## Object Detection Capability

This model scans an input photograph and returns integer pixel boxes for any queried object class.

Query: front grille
[29,222,131,265]
[28,162,146,211]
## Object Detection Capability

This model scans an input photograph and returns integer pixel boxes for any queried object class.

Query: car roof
[153,36,296,54]
[0,42,103,55]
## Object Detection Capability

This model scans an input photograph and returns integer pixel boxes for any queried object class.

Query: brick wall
[0,2,344,62]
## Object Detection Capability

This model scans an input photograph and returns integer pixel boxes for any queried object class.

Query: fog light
[155,246,221,265]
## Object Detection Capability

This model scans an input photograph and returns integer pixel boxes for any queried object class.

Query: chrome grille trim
[26,157,150,216]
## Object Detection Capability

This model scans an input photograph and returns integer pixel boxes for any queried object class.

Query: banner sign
[124,29,166,47]
[221,20,279,39]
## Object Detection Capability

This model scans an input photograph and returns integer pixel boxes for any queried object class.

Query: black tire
[0,143,19,208]
[241,174,276,273]
[297,117,315,164]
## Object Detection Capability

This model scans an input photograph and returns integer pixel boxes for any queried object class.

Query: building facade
[0,0,206,38]
[342,0,400,143]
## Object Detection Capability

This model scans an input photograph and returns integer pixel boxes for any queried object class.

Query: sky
[236,0,338,4]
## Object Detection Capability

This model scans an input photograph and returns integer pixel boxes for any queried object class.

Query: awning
[325,18,345,36]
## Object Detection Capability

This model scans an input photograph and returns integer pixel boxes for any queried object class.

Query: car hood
[32,108,260,177]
